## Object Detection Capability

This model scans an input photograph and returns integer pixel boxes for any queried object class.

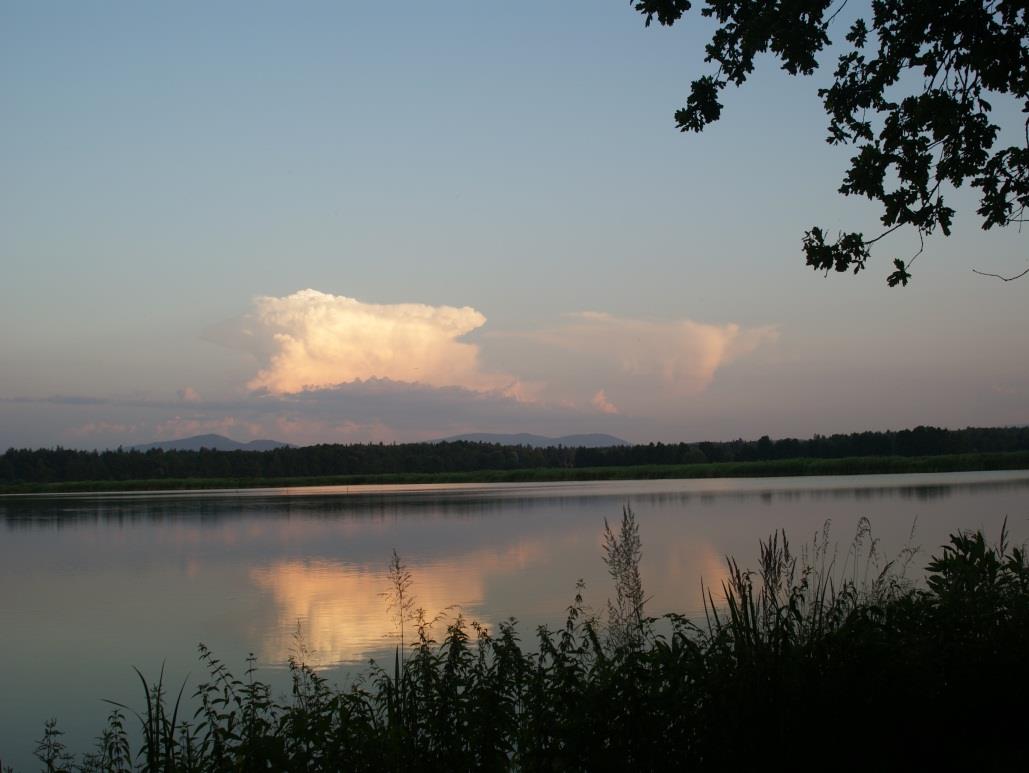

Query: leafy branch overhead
[634,0,1029,285]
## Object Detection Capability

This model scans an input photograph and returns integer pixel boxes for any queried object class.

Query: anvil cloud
[215,290,777,421]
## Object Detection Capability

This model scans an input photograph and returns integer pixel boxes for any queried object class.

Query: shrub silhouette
[24,519,1029,772]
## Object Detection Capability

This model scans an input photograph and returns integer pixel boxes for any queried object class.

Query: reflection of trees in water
[771,484,955,503]
[3,473,1029,529]
[898,485,953,501]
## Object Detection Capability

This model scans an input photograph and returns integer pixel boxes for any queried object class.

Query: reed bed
[11,512,1029,771]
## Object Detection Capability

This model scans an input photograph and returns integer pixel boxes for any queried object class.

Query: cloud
[482,311,779,414]
[215,291,776,414]
[4,292,777,448]
[591,389,619,415]
[68,420,140,438]
[153,415,263,441]
[265,380,603,443]
[217,289,520,397]
[528,312,777,394]
[195,291,780,442]
[4,381,619,448]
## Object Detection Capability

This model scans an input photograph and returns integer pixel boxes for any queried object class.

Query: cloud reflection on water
[249,541,548,666]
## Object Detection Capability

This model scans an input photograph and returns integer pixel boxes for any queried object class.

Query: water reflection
[250,540,548,665]
[1,470,1027,770]
[6,470,1029,528]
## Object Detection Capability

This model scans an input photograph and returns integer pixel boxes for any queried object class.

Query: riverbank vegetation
[17,515,1029,771]
[3,451,1029,495]
[3,425,1029,491]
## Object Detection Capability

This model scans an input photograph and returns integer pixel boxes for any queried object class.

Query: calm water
[2,471,1029,768]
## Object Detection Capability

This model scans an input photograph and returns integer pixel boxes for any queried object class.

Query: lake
[2,470,1028,769]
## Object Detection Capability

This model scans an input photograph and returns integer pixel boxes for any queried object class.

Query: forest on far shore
[3,425,1029,485]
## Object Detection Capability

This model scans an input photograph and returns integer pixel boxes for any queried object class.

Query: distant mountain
[132,434,290,452]
[436,432,629,448]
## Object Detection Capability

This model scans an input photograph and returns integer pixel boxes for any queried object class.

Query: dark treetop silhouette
[3,425,1028,485]
[634,0,1029,285]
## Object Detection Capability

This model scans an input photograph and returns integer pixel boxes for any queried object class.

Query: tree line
[2,425,1028,485]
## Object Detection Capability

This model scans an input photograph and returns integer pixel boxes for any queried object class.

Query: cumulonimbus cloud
[223,289,520,396]
[482,311,779,413]
[11,293,778,447]
[211,290,777,425]
[543,311,778,394]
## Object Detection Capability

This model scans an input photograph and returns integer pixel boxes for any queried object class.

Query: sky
[1,0,1027,449]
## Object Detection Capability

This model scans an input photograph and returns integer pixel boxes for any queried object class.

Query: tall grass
[18,516,1029,771]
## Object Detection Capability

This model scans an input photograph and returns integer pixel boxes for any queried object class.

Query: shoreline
[3,450,1029,495]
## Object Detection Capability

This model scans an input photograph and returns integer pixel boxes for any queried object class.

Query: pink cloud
[591,389,620,415]
[225,289,523,397]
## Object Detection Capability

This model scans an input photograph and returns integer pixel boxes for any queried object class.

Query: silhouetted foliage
[603,506,647,650]
[24,522,1029,771]
[634,0,1029,284]
[2,425,1028,486]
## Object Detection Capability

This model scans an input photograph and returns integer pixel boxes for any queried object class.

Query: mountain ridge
[131,434,290,452]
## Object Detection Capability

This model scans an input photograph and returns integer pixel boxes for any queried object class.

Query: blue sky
[2,1,1027,448]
